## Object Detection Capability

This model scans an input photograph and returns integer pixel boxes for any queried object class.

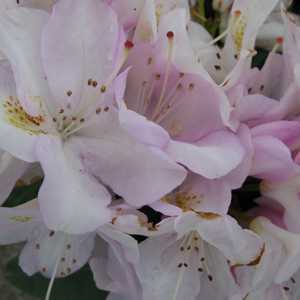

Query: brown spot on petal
[247,244,265,266]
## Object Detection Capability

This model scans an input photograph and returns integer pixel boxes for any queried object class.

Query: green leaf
[3,180,42,208]
[5,257,108,300]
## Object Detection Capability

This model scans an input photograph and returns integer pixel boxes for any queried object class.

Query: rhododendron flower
[119,212,263,300]
[0,0,300,299]
[235,216,300,300]
[190,0,280,85]
[0,200,142,300]
[0,1,186,234]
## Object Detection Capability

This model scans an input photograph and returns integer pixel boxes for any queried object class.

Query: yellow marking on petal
[168,120,183,137]
[3,96,45,135]
[162,191,203,212]
[10,216,32,223]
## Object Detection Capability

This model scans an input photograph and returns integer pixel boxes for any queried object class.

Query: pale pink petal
[69,130,186,207]
[0,205,41,244]
[42,0,121,110]
[36,135,112,234]
[0,7,50,115]
[175,212,264,265]
[251,136,298,181]
[166,130,245,179]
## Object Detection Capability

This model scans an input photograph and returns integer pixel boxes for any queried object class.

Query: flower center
[176,232,215,282]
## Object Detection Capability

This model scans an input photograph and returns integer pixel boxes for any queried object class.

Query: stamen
[151,31,174,120]
[45,255,60,300]
[197,11,244,51]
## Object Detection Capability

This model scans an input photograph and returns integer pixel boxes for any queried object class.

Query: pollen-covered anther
[276,36,284,45]
[124,40,134,50]
[234,10,242,17]
[166,31,174,39]
[100,85,107,93]
[188,83,195,91]
[176,83,183,90]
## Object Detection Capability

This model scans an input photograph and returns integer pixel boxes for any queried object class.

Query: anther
[100,85,107,93]
[66,90,72,97]
[92,81,98,87]
[276,36,284,45]
[198,268,203,272]
[36,244,40,250]
[234,10,242,17]
[88,79,93,86]
[189,83,195,90]
[66,244,71,249]
[178,263,183,268]
[96,108,101,114]
[124,40,134,49]
[104,107,109,112]
[214,65,221,70]
[49,231,55,237]
[166,31,174,39]
[79,118,85,123]
[208,275,213,282]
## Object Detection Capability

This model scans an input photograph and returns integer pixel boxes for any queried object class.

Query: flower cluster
[0,0,300,299]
